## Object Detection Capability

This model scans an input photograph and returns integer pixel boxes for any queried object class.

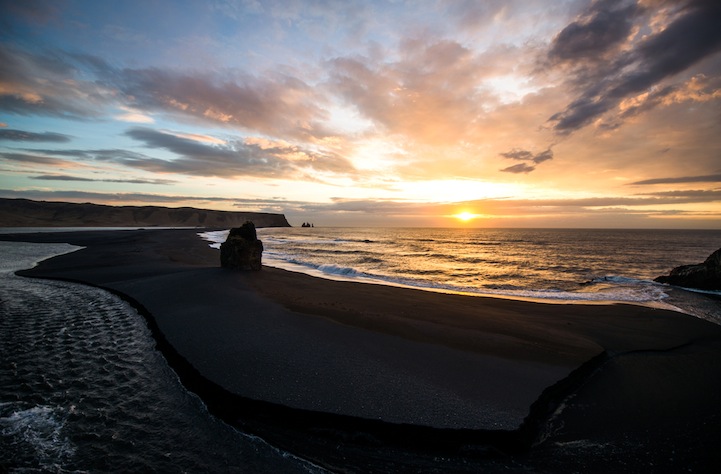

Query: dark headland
[0,198,290,228]
[2,227,721,472]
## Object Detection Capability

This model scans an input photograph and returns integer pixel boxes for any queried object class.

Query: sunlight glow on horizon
[453,211,481,222]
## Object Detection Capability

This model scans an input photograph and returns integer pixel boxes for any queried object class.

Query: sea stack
[654,247,721,291]
[220,221,263,271]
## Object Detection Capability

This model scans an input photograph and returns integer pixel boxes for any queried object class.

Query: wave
[317,264,360,277]
[198,229,720,312]
[197,230,228,249]
[0,241,83,274]
[0,403,76,469]
[261,253,670,305]
[587,275,650,285]
[252,248,668,305]
[333,237,377,244]
[305,248,371,256]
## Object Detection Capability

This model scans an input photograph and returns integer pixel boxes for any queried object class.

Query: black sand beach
[3,228,721,472]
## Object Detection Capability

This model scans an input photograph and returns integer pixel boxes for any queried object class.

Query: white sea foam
[0,404,76,467]
[317,264,359,276]
[0,241,83,274]
[263,252,672,305]
[197,229,229,249]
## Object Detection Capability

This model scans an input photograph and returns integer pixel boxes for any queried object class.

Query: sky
[1,0,720,228]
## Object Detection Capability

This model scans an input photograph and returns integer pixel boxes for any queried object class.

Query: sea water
[201,227,721,323]
[0,241,322,473]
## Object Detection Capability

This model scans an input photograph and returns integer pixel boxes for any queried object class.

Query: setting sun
[454,212,478,222]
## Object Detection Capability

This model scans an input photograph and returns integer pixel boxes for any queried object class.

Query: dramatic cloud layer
[121,127,356,179]
[547,0,721,134]
[0,129,71,142]
[630,173,721,185]
[1,0,719,227]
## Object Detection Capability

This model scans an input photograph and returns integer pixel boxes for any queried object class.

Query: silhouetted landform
[655,247,721,291]
[0,198,290,228]
[220,222,263,271]
[301,222,314,227]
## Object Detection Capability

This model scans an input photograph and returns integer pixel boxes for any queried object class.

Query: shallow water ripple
[0,244,322,473]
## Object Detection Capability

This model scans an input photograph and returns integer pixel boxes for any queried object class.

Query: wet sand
[4,228,721,472]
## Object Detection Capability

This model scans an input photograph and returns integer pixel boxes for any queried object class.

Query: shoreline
[259,258,688,309]
[3,229,721,471]
[207,228,708,312]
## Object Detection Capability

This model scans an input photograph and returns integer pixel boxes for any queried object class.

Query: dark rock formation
[220,222,263,271]
[654,248,721,290]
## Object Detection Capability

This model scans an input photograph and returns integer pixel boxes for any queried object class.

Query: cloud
[499,147,553,173]
[15,147,154,163]
[0,128,71,142]
[30,174,175,185]
[0,0,61,26]
[500,163,536,174]
[0,151,72,166]
[0,44,332,140]
[3,129,356,181]
[121,127,355,178]
[548,0,640,64]
[162,130,227,145]
[499,149,534,161]
[635,189,721,201]
[0,188,239,204]
[494,193,721,208]
[0,150,175,183]
[114,106,154,124]
[547,0,721,134]
[0,32,544,181]
[629,173,721,185]
[326,38,510,146]
[500,148,553,163]
[108,65,331,140]
[0,45,114,119]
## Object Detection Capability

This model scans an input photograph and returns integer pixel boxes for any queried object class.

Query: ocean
[2,227,720,472]
[202,227,721,323]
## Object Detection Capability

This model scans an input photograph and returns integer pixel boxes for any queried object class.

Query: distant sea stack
[654,248,721,291]
[0,198,290,228]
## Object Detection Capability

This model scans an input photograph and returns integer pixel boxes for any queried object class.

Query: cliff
[0,198,291,228]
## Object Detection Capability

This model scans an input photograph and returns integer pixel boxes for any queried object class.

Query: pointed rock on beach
[220,221,263,271]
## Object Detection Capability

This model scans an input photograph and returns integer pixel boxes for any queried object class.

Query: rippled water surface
[0,241,320,473]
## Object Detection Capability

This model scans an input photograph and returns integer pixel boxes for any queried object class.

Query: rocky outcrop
[0,198,291,228]
[654,248,721,291]
[220,222,263,271]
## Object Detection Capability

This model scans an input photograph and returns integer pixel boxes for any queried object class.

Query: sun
[454,211,478,222]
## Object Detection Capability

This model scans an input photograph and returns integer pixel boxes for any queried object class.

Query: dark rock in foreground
[654,248,721,290]
[220,222,263,271]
